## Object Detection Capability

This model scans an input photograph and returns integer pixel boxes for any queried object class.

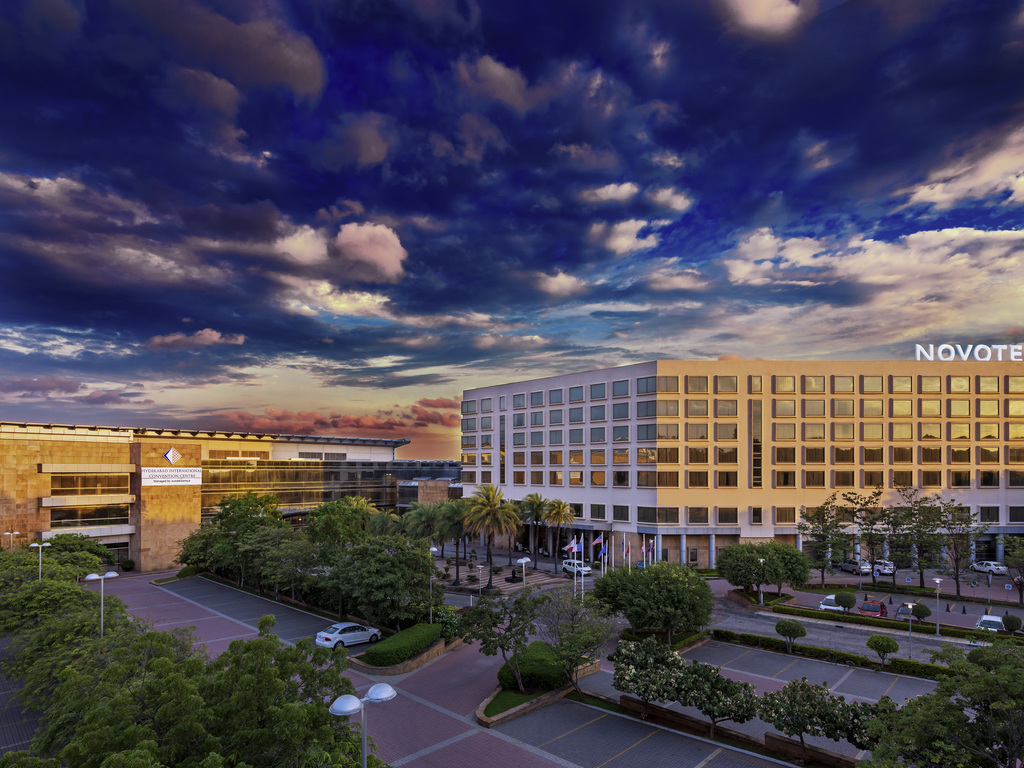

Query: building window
[512,452,525,466]
[834,400,854,417]
[776,400,796,417]
[638,471,656,487]
[510,471,523,484]
[530,412,544,426]
[637,507,680,524]
[613,426,629,442]
[892,423,913,440]
[688,507,709,524]
[637,447,656,464]
[549,430,563,445]
[461,436,477,449]
[613,470,630,487]
[1009,447,1024,463]
[1010,506,1024,522]
[920,376,941,393]
[834,471,855,487]
[717,446,738,464]
[980,423,1000,440]
[461,418,477,431]
[949,400,970,417]
[862,376,883,393]
[568,386,584,402]
[834,423,854,440]
[548,450,562,465]
[688,471,709,488]
[892,470,913,486]
[862,400,883,417]
[834,447,854,463]
[591,503,606,520]
[921,470,942,487]
[480,416,493,430]
[613,448,630,464]
[687,376,709,393]
[863,470,884,487]
[549,410,563,425]
[591,471,606,486]
[805,471,825,488]
[500,396,506,409]
[462,471,476,483]
[979,506,999,523]
[612,402,629,419]
[717,376,738,393]
[569,407,584,423]
[950,447,970,464]
[612,379,629,397]
[775,507,796,524]
[480,398,492,412]
[570,503,583,518]
[1012,424,1024,440]
[833,376,854,393]
[590,405,606,421]
[775,471,796,488]
[775,376,796,393]
[751,507,763,525]
[569,429,584,444]
[549,471,563,485]
[776,423,796,440]
[804,423,825,440]
[920,423,941,440]
[634,400,657,417]
[590,427,606,443]
[863,447,883,463]
[978,400,1000,417]
[658,471,679,487]
[892,447,913,463]
[717,471,738,488]
[462,400,477,414]
[750,376,762,394]
[805,447,825,463]
[530,471,544,484]
[948,375,970,393]
[775,447,796,463]
[979,471,1000,487]
[530,431,544,446]
[591,449,606,464]
[590,382,606,399]
[891,376,912,393]
[804,376,825,393]
[863,424,884,441]
[950,424,970,440]
[688,446,708,463]
[513,394,526,408]
[951,471,971,487]
[513,433,525,446]
[569,471,584,486]
[1010,400,1024,417]
[613,505,630,522]
[637,376,679,394]
[978,376,999,394]
[550,389,563,404]
[804,400,825,417]
[530,391,544,407]
[892,400,912,417]
[715,423,738,441]
[687,423,708,440]
[569,450,584,465]
[920,400,941,417]
[686,400,709,417]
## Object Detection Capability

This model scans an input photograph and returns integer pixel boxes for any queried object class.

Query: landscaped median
[347,621,464,675]
[475,657,602,727]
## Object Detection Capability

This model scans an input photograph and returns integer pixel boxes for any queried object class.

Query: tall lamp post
[29,541,50,580]
[517,556,530,584]
[428,546,438,623]
[3,531,19,551]
[475,564,484,606]
[757,558,765,605]
[329,683,396,768]
[933,577,942,635]
[85,571,119,637]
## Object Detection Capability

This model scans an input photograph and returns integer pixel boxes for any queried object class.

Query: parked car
[858,600,888,618]
[872,561,895,576]
[971,561,1008,576]
[840,559,871,575]
[975,615,1005,632]
[819,594,845,613]
[894,603,916,620]
[562,559,592,575]
[315,622,381,648]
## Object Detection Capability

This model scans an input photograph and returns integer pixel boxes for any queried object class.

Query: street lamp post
[475,564,484,606]
[934,578,942,635]
[517,556,530,584]
[329,683,396,768]
[3,531,19,551]
[84,571,119,637]
[428,546,438,624]
[903,603,914,660]
[29,542,50,580]
[757,558,765,605]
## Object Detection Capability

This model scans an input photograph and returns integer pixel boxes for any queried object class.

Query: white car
[840,559,871,575]
[562,559,592,576]
[818,594,845,613]
[872,561,895,576]
[315,622,382,648]
[971,561,1008,576]
[975,615,1004,632]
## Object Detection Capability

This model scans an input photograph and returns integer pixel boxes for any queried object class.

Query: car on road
[818,594,845,613]
[971,561,1008,576]
[858,600,888,618]
[872,561,895,576]
[894,603,916,620]
[562,559,592,575]
[975,615,1005,632]
[315,622,381,648]
[840,559,871,575]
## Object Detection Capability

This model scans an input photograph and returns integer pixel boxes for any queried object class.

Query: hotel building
[0,422,459,571]
[460,360,1024,568]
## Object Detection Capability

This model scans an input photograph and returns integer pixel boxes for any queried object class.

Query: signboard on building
[141,467,202,486]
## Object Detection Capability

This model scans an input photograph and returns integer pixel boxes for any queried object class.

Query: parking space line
[881,676,901,699]
[539,713,608,747]
[594,729,658,768]
[691,748,723,768]
[829,668,855,690]
[772,658,799,678]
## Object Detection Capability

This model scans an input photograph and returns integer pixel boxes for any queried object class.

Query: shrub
[912,602,932,620]
[362,623,441,666]
[889,657,945,680]
[497,640,565,692]
[775,618,806,652]
[866,634,899,666]
[835,591,858,612]
[176,565,198,578]
[434,605,461,643]
[121,559,135,572]
[1004,614,1022,634]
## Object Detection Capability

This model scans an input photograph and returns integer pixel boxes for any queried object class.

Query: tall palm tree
[464,484,521,589]
[404,502,441,545]
[436,499,467,585]
[504,500,521,566]
[367,510,401,537]
[520,492,547,570]
[543,498,576,572]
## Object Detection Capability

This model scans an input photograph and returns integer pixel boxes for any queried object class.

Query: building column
[996,538,1005,562]
[679,533,687,566]
[795,533,802,551]
[708,533,716,569]
[655,533,662,562]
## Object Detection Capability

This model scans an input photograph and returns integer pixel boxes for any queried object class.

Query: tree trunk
[485,535,494,590]
[452,547,461,586]
[531,523,539,569]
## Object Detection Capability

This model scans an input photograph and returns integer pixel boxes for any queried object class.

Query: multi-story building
[460,359,1024,568]
[0,422,459,571]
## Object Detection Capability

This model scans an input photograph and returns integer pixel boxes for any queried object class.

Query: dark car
[858,600,887,618]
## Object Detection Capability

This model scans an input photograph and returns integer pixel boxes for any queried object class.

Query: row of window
[462,445,1024,467]
[460,468,1024,488]
[461,375,1024,414]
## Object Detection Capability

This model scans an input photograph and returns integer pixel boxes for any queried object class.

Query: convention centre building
[0,422,459,571]
[460,354,1024,568]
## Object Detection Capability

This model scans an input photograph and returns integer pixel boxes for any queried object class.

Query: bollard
[945,604,950,612]
[888,596,893,605]
[962,605,966,614]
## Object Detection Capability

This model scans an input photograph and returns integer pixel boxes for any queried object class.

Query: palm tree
[520,492,547,570]
[464,485,521,590]
[543,498,576,572]
[404,502,441,545]
[367,510,401,537]
[436,499,467,585]
[504,500,521,566]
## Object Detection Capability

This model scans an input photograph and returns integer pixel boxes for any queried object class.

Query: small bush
[434,604,460,643]
[176,565,198,578]
[889,657,945,680]
[775,619,806,652]
[866,634,899,666]
[497,640,565,692]
[121,559,135,572]
[363,623,441,666]
[835,591,858,612]
[1004,614,1022,634]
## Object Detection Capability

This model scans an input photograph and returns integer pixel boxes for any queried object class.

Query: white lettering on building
[915,343,1023,362]
[141,467,202,486]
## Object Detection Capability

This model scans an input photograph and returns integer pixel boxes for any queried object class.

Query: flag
[598,543,607,559]
[647,540,655,554]
[563,538,577,554]
[592,534,603,547]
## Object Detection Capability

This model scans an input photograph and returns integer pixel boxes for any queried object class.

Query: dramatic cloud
[333,222,408,282]
[146,328,246,351]
[535,269,587,298]
[588,220,661,255]
[579,182,639,204]
[0,375,83,395]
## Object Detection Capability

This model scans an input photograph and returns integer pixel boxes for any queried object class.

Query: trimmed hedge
[363,622,441,666]
[497,640,565,692]
[621,627,708,650]
[712,629,871,667]
[889,657,946,680]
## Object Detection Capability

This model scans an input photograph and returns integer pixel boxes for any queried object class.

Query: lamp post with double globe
[3,531,19,551]
[29,541,50,580]
[85,571,119,637]
[329,683,396,768]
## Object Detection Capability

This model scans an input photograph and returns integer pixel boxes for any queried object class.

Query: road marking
[882,676,901,698]
[829,668,855,690]
[691,748,724,767]
[594,729,658,768]
[540,713,608,747]
[773,658,799,678]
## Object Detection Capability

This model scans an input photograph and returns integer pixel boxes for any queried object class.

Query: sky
[2,0,1024,460]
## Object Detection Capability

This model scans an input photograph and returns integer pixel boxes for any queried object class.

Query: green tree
[176,524,233,576]
[759,678,850,761]
[610,638,685,717]
[717,541,806,600]
[714,542,764,594]
[613,562,712,644]
[835,591,858,613]
[305,498,373,551]
[212,492,285,532]
[867,634,899,667]
[935,495,989,599]
[519,492,547,570]
[404,502,442,546]
[44,533,113,563]
[333,535,438,629]
[1004,614,1021,635]
[880,497,914,586]
[1001,534,1024,606]
[677,662,759,738]
[542,499,576,571]
[464,484,520,589]
[894,485,944,588]
[912,602,931,621]
[797,492,850,587]
[461,586,546,693]
[863,641,1024,768]
[774,618,806,653]
[763,541,809,599]
[367,510,401,537]
[436,499,467,585]
[845,487,884,586]
[536,586,617,700]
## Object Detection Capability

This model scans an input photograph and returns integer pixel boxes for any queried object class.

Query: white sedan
[971,561,1008,576]
[316,622,382,648]
[872,561,895,576]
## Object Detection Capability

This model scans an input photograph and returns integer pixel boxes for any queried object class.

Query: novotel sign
[916,343,1024,361]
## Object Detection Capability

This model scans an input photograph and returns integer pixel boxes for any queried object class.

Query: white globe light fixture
[329,683,396,768]
[84,571,119,637]
[29,541,50,581]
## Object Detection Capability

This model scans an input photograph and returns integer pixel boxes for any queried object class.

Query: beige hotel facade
[460,357,1024,568]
